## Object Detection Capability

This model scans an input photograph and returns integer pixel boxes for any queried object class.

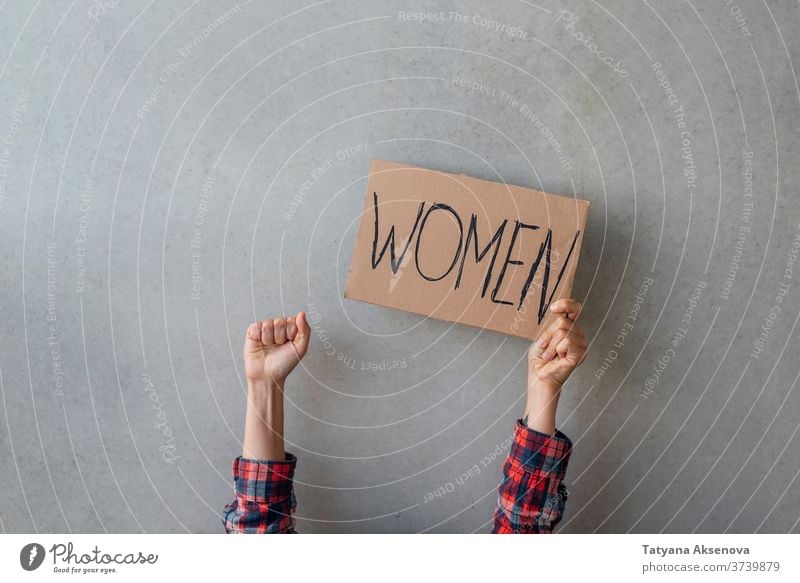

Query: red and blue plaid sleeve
[492,420,572,534]
[222,453,297,533]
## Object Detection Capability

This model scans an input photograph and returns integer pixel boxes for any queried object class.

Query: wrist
[524,380,561,435]
[247,379,284,410]
[528,378,562,399]
[247,378,284,394]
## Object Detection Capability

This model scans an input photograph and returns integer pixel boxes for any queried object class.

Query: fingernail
[538,337,548,348]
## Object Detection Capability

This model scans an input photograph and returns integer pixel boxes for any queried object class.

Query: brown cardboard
[344,160,590,339]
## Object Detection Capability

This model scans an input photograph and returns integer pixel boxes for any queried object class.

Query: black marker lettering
[371,191,425,274]
[490,221,540,305]
[535,230,581,322]
[455,215,509,297]
[414,203,464,281]
[518,229,551,311]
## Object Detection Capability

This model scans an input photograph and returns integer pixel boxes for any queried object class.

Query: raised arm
[493,298,587,533]
[223,311,311,534]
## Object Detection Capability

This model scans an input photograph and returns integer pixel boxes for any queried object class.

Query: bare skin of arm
[241,311,311,461]
[238,298,583,457]
[525,298,587,434]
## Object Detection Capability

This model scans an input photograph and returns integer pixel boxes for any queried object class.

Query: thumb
[292,310,311,356]
[244,321,261,346]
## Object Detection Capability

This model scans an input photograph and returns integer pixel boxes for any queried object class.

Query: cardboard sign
[344,160,590,339]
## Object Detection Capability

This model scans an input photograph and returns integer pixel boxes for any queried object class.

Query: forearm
[242,380,285,461]
[223,382,295,533]
[225,312,308,533]
[224,381,294,534]
[523,381,560,435]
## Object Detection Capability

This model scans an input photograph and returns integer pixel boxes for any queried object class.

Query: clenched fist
[529,298,588,392]
[244,311,311,385]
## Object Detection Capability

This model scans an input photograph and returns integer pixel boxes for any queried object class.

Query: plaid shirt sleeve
[492,420,572,534]
[222,453,297,533]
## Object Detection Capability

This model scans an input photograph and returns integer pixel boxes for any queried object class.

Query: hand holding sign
[345,160,590,338]
[529,298,587,391]
[523,297,588,435]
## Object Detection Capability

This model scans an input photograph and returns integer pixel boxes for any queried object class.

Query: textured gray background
[0,0,798,533]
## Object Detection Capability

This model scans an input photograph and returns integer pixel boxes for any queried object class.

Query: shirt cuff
[232,453,297,500]
[509,420,572,476]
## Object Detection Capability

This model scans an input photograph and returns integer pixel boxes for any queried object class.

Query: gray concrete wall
[0,0,798,533]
